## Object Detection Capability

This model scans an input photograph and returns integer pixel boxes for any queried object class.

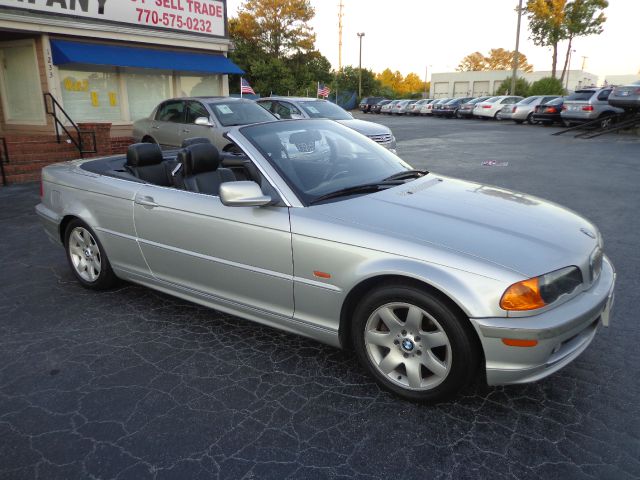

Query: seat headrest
[127,143,163,167]
[289,130,322,145]
[181,137,212,148]
[181,143,220,176]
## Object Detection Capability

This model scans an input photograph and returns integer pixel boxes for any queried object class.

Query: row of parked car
[360,81,640,128]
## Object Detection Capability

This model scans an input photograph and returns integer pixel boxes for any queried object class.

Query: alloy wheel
[68,227,102,283]
[364,302,452,390]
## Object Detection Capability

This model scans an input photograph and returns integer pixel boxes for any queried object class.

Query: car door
[179,100,219,146]
[132,183,294,318]
[151,100,185,147]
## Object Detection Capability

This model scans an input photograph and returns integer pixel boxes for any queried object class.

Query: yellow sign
[63,78,89,92]
[109,92,118,107]
[90,91,99,107]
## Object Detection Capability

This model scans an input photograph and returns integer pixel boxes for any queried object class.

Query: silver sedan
[37,119,615,402]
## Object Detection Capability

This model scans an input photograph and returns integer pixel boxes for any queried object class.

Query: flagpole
[317,82,319,99]
[240,77,243,98]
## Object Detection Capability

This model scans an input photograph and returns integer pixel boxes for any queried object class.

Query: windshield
[565,90,595,101]
[520,96,539,104]
[209,101,275,126]
[240,120,412,205]
[298,101,352,120]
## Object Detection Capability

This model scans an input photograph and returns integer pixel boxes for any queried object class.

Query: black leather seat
[181,137,211,148]
[126,143,172,186]
[178,143,235,195]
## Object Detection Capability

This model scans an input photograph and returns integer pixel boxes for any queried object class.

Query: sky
[225,0,640,82]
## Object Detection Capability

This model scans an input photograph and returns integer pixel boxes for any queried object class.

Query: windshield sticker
[216,105,234,114]
[306,105,320,114]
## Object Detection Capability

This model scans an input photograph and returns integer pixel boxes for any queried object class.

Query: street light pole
[357,32,365,99]
[511,0,523,95]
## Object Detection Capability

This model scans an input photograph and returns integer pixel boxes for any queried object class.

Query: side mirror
[194,116,214,127]
[220,181,272,207]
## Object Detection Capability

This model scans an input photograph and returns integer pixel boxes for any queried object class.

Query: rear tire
[526,113,536,125]
[64,219,118,290]
[351,283,479,402]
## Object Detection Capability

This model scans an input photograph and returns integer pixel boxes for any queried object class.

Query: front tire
[64,219,118,290]
[351,283,479,402]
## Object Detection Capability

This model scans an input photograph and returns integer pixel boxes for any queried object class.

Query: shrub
[528,76,566,95]
[495,76,530,97]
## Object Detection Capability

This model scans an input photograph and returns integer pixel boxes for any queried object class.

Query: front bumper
[471,256,615,386]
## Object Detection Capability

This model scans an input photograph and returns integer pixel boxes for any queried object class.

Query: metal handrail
[43,93,97,157]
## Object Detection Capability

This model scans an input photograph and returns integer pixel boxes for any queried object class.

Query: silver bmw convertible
[36,119,615,402]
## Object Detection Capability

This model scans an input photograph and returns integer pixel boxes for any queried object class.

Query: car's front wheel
[352,283,479,402]
[64,220,118,290]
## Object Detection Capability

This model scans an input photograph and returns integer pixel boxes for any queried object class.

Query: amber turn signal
[500,277,546,311]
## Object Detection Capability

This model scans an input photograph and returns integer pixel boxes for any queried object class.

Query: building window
[177,74,221,97]
[0,41,45,124]
[59,66,122,122]
[123,68,173,122]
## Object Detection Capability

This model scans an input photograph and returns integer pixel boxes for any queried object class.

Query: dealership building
[429,70,599,99]
[0,0,242,184]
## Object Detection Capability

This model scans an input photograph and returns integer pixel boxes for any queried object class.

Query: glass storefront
[59,67,122,122]
[58,66,222,123]
[0,41,45,123]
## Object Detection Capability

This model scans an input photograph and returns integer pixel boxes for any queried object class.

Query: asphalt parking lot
[1,115,639,480]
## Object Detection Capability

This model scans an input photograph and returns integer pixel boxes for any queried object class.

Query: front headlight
[500,266,583,311]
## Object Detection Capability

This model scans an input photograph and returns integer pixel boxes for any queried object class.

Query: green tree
[528,76,566,95]
[496,76,530,96]
[559,0,608,83]
[398,73,425,95]
[333,66,382,98]
[233,0,315,57]
[526,0,566,78]
[526,0,607,80]
[376,69,404,93]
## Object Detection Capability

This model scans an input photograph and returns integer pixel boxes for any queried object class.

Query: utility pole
[510,0,523,95]
[357,32,365,98]
[338,0,344,71]
[565,49,576,92]
[581,56,588,71]
[424,65,429,98]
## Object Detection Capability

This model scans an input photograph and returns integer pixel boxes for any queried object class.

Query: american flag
[240,78,255,95]
[317,82,331,98]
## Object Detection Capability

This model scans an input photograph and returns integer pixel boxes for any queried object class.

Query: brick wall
[1,123,134,185]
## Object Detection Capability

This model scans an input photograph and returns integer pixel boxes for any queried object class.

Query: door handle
[135,195,159,208]
[152,125,161,130]
[182,129,191,133]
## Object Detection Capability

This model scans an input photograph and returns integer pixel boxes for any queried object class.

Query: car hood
[308,175,599,278]
[335,119,392,136]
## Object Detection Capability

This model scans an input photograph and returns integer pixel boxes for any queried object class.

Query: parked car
[418,99,439,116]
[37,118,615,402]
[428,98,452,116]
[474,96,523,120]
[457,97,490,118]
[532,97,565,126]
[359,96,385,113]
[133,97,276,152]
[381,100,401,114]
[561,88,624,128]
[607,81,640,111]
[393,100,418,115]
[257,97,396,152]
[371,99,392,114]
[438,97,475,118]
[407,99,431,115]
[509,96,562,124]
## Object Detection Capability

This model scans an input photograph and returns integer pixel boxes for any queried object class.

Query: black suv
[359,97,385,113]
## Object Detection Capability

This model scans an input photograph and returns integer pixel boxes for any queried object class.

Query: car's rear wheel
[351,283,479,402]
[495,110,503,120]
[64,220,118,290]
[598,113,616,129]
[526,113,536,125]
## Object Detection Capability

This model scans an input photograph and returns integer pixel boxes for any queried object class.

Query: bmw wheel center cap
[402,339,415,351]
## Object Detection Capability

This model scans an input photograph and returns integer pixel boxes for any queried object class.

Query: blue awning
[50,40,244,75]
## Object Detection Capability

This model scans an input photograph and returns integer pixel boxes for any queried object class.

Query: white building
[603,74,640,86]
[429,70,599,98]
